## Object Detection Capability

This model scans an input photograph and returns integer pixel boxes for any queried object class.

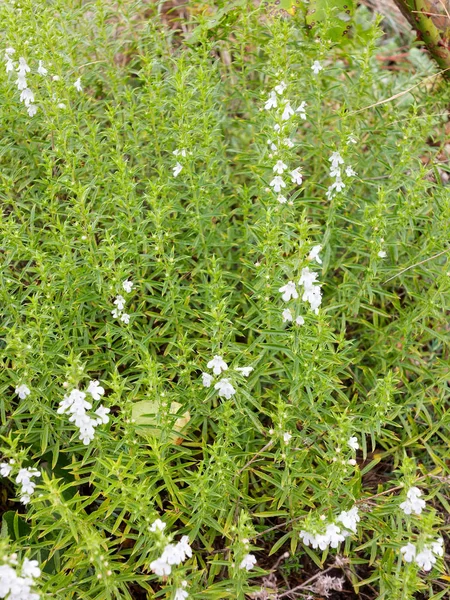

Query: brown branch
[392,0,450,76]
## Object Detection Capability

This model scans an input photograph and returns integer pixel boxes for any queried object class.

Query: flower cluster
[1,461,41,505]
[57,380,110,445]
[279,260,322,320]
[0,554,41,600]
[172,148,191,178]
[326,151,356,201]
[16,468,41,505]
[299,267,322,314]
[300,507,360,551]
[263,80,306,204]
[3,47,84,118]
[111,279,134,324]
[400,487,426,516]
[201,356,253,400]
[401,537,444,571]
[3,49,39,116]
[150,535,192,577]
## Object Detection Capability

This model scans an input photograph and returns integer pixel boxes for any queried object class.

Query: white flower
[202,372,213,387]
[15,73,28,90]
[296,101,307,120]
[174,589,189,600]
[270,175,286,193]
[94,405,110,425]
[5,57,14,73]
[329,152,344,168]
[17,57,30,75]
[283,432,292,443]
[111,308,120,318]
[290,168,303,185]
[120,312,130,324]
[5,47,15,56]
[267,139,277,151]
[377,250,387,258]
[281,101,294,121]
[348,436,359,451]
[400,487,426,516]
[282,308,293,323]
[58,387,106,445]
[173,148,187,157]
[52,75,60,81]
[400,542,416,563]
[0,557,41,598]
[345,166,357,177]
[348,135,357,144]
[114,295,126,311]
[333,178,345,193]
[0,462,13,477]
[150,557,171,576]
[311,60,323,75]
[279,281,298,302]
[327,177,345,199]
[273,160,287,174]
[330,165,341,178]
[325,524,346,548]
[282,137,294,148]
[0,564,16,596]
[336,506,360,533]
[207,355,228,375]
[22,558,40,579]
[264,91,277,110]
[401,538,443,571]
[415,548,435,571]
[235,367,253,377]
[57,103,66,109]
[295,315,305,326]
[74,77,83,92]
[177,536,192,561]
[277,194,287,204]
[308,245,322,265]
[159,542,186,567]
[15,384,31,400]
[16,467,41,504]
[299,530,317,548]
[214,378,236,399]
[27,104,38,117]
[173,162,183,177]
[239,553,256,571]
[302,283,322,314]
[299,267,318,288]
[87,380,105,400]
[274,81,286,95]
[149,518,166,533]
[273,124,281,132]
[20,88,34,106]
[431,538,444,556]
[122,279,134,293]
[37,60,47,76]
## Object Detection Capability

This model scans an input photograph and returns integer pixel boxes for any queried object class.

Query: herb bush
[0,1,449,599]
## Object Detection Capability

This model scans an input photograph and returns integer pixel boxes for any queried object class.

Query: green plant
[0,1,449,599]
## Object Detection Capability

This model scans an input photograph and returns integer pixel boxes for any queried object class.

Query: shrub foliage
[0,1,449,599]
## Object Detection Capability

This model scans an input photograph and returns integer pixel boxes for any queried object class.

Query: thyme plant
[0,1,449,599]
